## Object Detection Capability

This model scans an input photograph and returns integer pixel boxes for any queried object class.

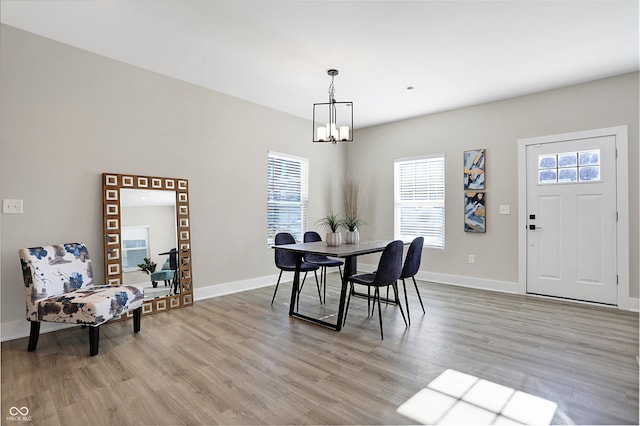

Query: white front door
[526,135,617,304]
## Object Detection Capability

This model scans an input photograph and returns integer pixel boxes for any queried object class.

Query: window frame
[267,151,309,245]
[394,154,446,249]
[121,225,151,272]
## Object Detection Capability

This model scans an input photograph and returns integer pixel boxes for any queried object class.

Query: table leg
[335,255,354,331]
[288,253,302,316]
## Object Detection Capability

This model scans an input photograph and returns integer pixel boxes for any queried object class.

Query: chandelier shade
[313,69,353,143]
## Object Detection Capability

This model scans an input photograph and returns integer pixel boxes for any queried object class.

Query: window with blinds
[394,155,446,248]
[267,151,309,245]
[122,226,150,271]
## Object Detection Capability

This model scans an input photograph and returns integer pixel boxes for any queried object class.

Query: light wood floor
[2,277,638,425]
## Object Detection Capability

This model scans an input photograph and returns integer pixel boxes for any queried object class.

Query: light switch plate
[499,204,510,215]
[3,199,23,214]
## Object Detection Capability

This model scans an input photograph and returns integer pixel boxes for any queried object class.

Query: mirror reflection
[120,189,177,301]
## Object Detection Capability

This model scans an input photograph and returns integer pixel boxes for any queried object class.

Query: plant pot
[326,232,342,247]
[345,230,360,244]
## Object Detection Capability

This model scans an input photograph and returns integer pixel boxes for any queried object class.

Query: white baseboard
[356,263,519,294]
[628,297,640,312]
[417,271,519,294]
[193,273,284,301]
[1,320,76,343]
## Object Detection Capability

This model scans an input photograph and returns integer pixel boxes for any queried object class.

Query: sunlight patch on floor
[397,369,557,425]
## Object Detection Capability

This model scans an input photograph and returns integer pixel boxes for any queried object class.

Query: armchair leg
[89,326,100,357]
[133,307,142,333]
[27,321,40,352]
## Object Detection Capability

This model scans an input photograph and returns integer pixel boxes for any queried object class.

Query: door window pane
[558,168,577,183]
[579,150,600,165]
[538,150,600,184]
[539,169,557,184]
[538,156,556,169]
[558,153,577,167]
[579,166,600,181]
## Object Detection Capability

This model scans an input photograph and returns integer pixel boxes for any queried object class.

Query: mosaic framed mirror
[102,173,193,315]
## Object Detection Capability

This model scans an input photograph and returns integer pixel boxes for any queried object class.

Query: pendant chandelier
[313,69,353,143]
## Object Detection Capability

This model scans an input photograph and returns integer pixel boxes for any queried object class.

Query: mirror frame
[102,173,193,315]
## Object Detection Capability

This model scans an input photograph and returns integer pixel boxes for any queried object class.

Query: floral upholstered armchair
[19,243,144,356]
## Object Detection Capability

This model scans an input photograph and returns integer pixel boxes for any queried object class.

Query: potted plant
[137,258,157,274]
[316,213,343,246]
[341,215,365,244]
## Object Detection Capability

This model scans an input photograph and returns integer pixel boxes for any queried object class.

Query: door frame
[517,126,629,309]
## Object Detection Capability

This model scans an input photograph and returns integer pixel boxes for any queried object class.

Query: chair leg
[343,283,354,327]
[133,307,142,333]
[27,321,40,352]
[338,265,343,281]
[89,326,100,356]
[322,266,327,304]
[314,270,322,304]
[392,283,408,327]
[402,278,411,325]
[413,277,426,314]
[376,287,384,340]
[271,270,284,305]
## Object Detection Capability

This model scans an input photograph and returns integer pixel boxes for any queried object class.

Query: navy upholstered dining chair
[19,243,144,356]
[399,237,425,325]
[343,240,407,339]
[303,231,344,303]
[271,232,321,306]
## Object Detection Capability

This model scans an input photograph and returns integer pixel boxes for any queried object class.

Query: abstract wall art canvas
[464,149,486,190]
[464,192,486,233]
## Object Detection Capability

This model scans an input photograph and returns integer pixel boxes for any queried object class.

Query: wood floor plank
[2,278,638,425]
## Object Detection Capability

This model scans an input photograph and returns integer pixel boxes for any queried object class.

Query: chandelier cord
[328,75,336,102]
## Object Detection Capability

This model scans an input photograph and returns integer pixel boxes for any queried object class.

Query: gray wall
[1,24,637,335]
[0,25,346,329]
[346,72,639,298]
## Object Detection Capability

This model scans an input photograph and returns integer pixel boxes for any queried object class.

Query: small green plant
[316,213,342,233]
[341,214,365,232]
[137,258,157,274]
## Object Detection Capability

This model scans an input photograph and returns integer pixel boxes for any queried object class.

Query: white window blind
[267,151,309,245]
[394,155,445,248]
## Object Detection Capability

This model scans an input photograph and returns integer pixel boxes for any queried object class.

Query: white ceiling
[2,0,638,129]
